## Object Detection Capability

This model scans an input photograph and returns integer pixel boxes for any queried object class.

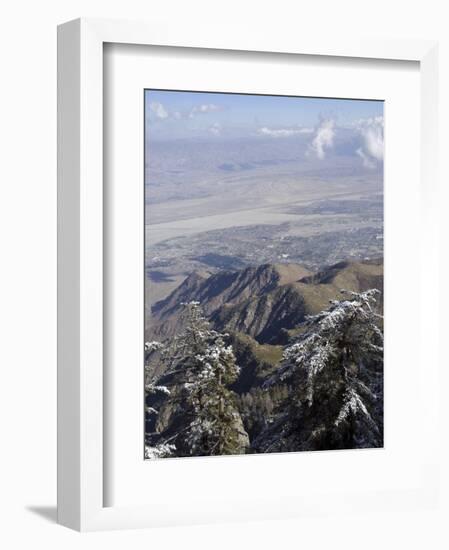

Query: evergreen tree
[237,386,279,441]
[160,302,249,456]
[256,289,383,452]
[144,340,177,459]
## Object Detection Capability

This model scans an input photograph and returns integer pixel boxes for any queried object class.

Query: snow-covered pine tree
[144,340,176,459]
[163,301,249,456]
[255,289,383,453]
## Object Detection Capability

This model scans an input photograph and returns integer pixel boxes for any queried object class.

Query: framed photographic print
[58,18,440,531]
[143,89,385,460]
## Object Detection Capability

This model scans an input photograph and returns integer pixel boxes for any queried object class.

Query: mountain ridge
[147,259,383,344]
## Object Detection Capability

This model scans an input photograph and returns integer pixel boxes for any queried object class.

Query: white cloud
[354,116,384,168]
[189,103,222,118]
[308,119,335,159]
[356,148,376,169]
[258,126,313,138]
[149,101,169,119]
[209,122,222,136]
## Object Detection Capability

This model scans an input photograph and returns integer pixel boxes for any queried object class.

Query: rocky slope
[145,259,384,455]
[147,259,383,345]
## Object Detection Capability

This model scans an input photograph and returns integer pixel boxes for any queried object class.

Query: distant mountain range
[147,258,383,347]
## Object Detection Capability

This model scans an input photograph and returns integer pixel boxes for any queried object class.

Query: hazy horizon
[144,90,384,314]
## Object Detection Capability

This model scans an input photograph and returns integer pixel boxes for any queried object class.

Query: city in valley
[144,91,384,459]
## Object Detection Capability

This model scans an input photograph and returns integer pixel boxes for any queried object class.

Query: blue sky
[145,89,383,141]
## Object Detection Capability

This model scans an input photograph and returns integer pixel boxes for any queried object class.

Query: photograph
[1,1,442,542]
[143,90,384,459]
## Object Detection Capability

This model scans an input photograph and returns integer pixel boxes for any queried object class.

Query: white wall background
[0,0,447,548]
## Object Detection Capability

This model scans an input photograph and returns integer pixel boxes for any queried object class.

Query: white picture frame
[57,17,440,531]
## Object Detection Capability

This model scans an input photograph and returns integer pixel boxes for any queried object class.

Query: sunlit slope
[147,259,383,345]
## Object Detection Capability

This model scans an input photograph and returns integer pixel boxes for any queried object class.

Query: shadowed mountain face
[300,258,383,290]
[147,259,383,345]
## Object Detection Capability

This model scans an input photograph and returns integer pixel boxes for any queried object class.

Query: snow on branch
[266,288,383,407]
[144,443,176,460]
